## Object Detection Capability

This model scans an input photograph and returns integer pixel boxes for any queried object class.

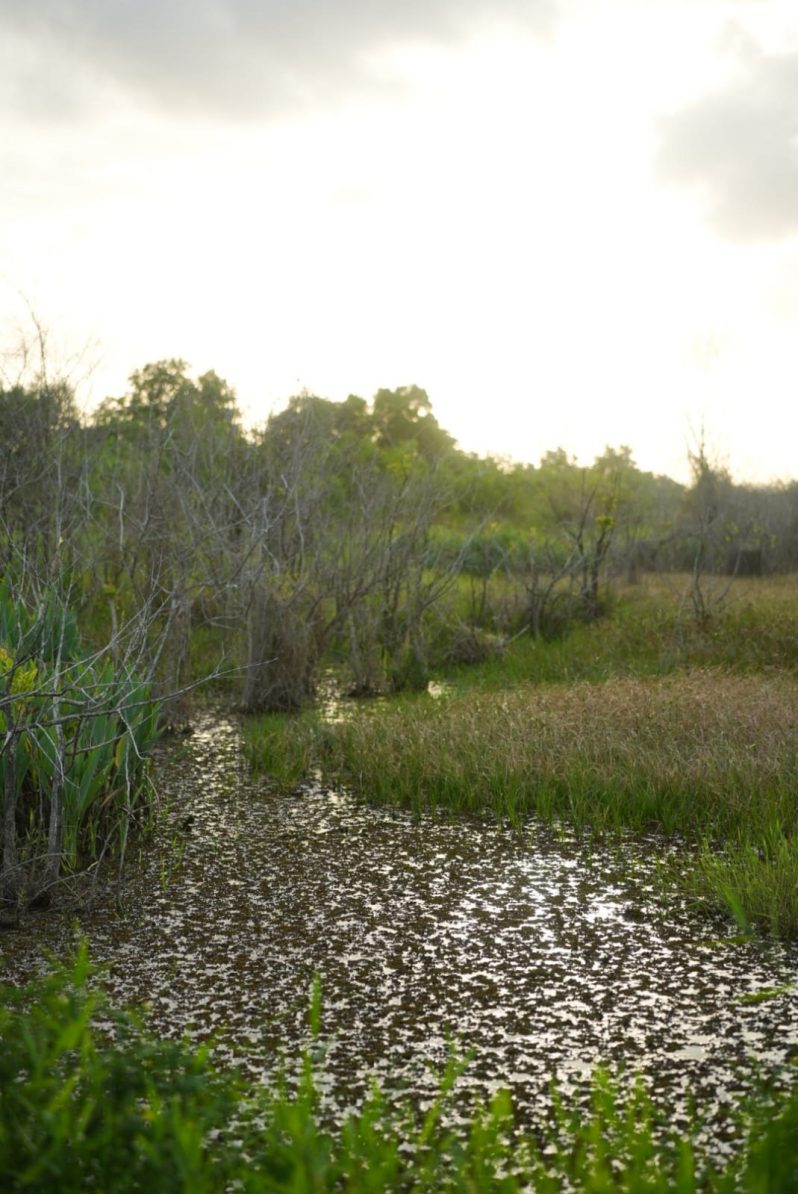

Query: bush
[0,583,160,911]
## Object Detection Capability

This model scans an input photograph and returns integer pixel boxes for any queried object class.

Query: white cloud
[0,0,558,123]
[656,33,798,241]
[5,1,798,483]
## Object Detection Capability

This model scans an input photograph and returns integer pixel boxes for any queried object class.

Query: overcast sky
[3,0,798,482]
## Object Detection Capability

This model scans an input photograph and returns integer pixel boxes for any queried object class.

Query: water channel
[3,707,798,1156]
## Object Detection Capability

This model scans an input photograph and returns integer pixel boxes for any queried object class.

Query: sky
[2,0,798,484]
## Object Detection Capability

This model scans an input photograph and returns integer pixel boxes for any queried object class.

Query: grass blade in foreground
[3,948,797,1191]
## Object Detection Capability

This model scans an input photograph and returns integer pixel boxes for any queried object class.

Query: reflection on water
[317,673,451,723]
[3,711,798,1153]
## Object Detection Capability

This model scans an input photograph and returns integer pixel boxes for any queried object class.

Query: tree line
[3,352,798,909]
[3,357,798,711]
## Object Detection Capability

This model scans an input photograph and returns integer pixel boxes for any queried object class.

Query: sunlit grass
[246,667,798,937]
[253,671,798,831]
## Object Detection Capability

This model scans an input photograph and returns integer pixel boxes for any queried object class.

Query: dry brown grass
[479,670,797,788]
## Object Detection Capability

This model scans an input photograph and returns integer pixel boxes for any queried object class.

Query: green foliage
[0,944,239,1192]
[695,825,798,940]
[3,949,798,1192]
[371,385,455,460]
[428,527,531,577]
[96,359,239,436]
[0,588,161,895]
[0,579,79,663]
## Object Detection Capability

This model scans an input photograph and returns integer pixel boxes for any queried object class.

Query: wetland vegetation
[3,351,798,1188]
[5,945,798,1193]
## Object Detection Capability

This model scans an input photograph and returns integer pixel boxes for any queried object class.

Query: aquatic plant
[0,584,161,912]
[245,668,798,938]
[695,824,798,940]
[2,948,798,1192]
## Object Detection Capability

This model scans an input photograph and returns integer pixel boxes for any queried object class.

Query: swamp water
[3,710,798,1155]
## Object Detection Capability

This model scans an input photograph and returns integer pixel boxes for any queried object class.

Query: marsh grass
[243,711,325,790]
[254,672,798,833]
[3,948,798,1192]
[246,668,798,937]
[695,828,798,939]
[442,573,798,689]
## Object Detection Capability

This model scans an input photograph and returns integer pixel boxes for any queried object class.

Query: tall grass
[245,667,798,937]
[1,585,161,907]
[440,573,798,690]
[250,672,798,834]
[694,828,798,939]
[3,947,798,1192]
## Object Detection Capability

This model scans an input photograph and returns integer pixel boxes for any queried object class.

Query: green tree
[371,386,454,460]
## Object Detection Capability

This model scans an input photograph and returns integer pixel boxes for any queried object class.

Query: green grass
[437,573,798,690]
[243,710,323,790]
[3,947,798,1192]
[694,827,798,939]
[248,671,798,833]
[245,576,798,939]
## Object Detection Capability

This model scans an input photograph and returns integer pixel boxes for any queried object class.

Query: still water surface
[3,709,798,1149]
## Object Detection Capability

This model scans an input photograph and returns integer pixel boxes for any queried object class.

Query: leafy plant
[3,949,798,1191]
[1,586,161,910]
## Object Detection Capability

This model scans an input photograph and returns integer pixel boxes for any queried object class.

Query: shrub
[0,584,160,911]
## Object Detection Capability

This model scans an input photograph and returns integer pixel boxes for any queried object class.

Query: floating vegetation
[5,713,798,1168]
[3,945,798,1192]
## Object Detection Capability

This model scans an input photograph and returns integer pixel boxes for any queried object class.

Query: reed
[253,672,798,832]
[694,827,798,939]
[1,587,161,905]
